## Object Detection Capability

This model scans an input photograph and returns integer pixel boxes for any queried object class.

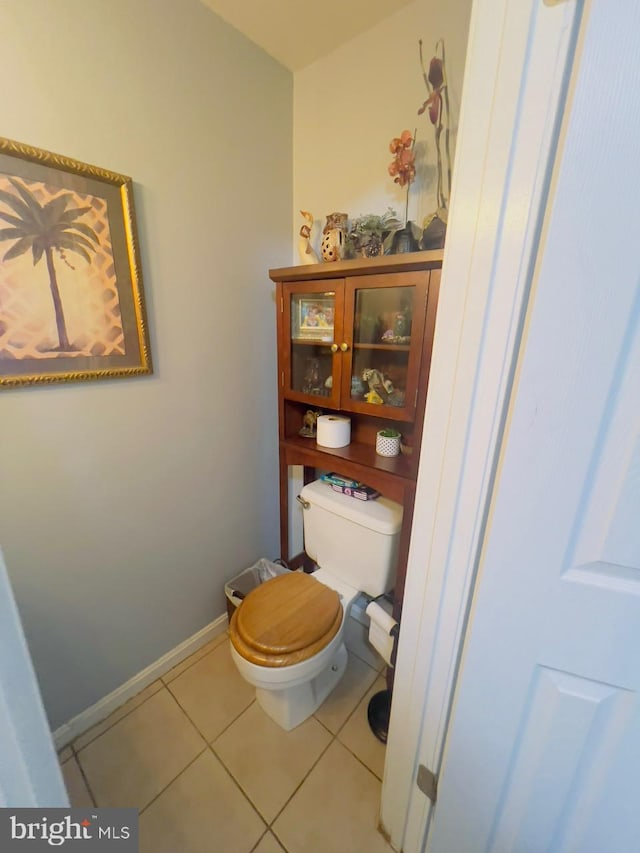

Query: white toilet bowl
[229,568,358,730]
[228,479,402,731]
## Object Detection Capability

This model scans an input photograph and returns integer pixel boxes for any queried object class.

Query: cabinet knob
[340,342,349,352]
[330,343,339,353]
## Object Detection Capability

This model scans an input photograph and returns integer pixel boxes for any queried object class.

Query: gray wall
[0,0,292,729]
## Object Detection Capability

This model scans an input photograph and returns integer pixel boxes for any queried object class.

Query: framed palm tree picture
[0,136,152,388]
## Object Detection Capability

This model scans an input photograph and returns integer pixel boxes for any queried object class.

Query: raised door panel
[484,666,635,852]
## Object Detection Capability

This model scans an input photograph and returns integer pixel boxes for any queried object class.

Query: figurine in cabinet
[299,409,322,438]
[365,388,384,405]
[362,367,405,407]
[302,357,323,395]
[363,368,393,399]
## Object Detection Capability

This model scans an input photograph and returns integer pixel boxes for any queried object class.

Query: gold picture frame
[0,136,152,388]
[295,296,335,341]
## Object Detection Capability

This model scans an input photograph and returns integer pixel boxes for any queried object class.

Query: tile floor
[59,619,393,853]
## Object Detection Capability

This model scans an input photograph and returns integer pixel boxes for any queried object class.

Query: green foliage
[345,207,402,257]
[351,207,401,238]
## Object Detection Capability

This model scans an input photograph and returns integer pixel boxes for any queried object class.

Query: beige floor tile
[252,831,286,852]
[140,750,265,853]
[77,687,205,809]
[167,639,254,741]
[272,741,391,853]
[214,702,331,823]
[313,652,378,734]
[162,632,228,683]
[338,676,387,780]
[61,756,94,808]
[73,680,163,751]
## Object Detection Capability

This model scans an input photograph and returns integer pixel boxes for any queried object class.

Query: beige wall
[293,0,472,260]
[0,0,292,729]
[285,0,473,547]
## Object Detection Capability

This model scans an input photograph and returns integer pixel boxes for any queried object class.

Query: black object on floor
[367,689,392,744]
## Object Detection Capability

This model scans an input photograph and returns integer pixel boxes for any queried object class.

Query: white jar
[376,430,401,457]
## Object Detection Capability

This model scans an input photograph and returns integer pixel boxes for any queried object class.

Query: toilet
[229,478,402,730]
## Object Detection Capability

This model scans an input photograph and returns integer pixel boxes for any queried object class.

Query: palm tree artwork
[0,177,100,352]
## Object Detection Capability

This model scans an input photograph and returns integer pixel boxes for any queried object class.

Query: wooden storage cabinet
[282,272,429,422]
[270,251,442,628]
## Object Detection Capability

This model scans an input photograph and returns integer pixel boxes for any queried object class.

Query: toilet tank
[300,479,403,597]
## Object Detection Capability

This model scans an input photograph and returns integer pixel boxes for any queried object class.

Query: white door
[0,548,67,806]
[427,1,640,850]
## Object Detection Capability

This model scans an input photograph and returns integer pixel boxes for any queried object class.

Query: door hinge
[417,764,438,803]
[280,296,284,312]
[281,371,284,387]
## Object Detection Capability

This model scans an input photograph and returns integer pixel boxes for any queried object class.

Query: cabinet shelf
[282,434,416,479]
[353,343,411,352]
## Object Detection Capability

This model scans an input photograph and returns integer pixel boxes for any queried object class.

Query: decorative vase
[376,430,401,457]
[391,222,420,254]
[321,212,348,262]
[421,211,447,250]
[360,234,384,258]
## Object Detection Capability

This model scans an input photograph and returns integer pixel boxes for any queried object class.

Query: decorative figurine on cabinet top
[298,211,319,265]
[321,212,348,262]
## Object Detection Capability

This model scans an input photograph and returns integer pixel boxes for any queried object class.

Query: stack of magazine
[320,473,380,501]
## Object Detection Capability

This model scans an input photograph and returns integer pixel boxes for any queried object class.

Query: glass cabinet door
[342,275,428,420]
[283,284,343,407]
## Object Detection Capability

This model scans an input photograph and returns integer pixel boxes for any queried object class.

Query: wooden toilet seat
[229,572,342,668]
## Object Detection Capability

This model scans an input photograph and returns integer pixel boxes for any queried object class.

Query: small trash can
[224,558,290,621]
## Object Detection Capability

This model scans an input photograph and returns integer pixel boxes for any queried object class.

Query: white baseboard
[53,613,228,750]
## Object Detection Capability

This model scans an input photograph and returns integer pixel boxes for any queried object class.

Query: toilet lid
[229,572,343,668]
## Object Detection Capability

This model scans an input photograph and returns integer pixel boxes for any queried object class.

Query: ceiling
[198,0,416,71]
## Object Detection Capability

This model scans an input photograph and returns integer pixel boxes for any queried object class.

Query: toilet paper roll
[316,415,351,448]
[366,601,398,667]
